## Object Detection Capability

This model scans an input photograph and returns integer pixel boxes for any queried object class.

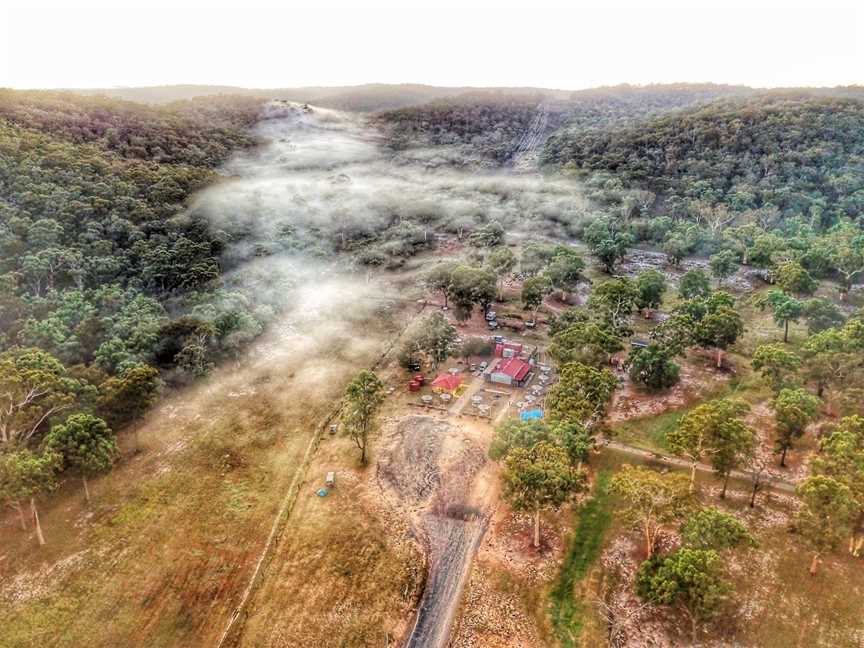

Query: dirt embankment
[377,415,497,648]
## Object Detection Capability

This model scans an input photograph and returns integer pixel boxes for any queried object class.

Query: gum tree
[341,370,385,466]
[44,413,118,503]
[0,449,60,546]
[667,399,750,493]
[796,475,855,575]
[546,362,617,426]
[610,465,692,558]
[811,416,864,556]
[752,343,801,393]
[694,306,743,368]
[486,247,516,301]
[757,290,803,343]
[635,269,667,318]
[502,442,585,548]
[636,548,731,643]
[773,388,821,467]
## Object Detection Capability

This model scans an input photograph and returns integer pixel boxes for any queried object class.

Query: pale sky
[1,0,861,90]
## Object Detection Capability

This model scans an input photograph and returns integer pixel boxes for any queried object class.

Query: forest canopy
[542,95,864,228]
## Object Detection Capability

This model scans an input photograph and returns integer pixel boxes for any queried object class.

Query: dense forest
[0,91,268,458]
[373,92,558,161]
[543,94,864,226]
[559,83,754,130]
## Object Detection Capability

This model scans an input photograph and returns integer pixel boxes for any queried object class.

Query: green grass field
[549,472,613,648]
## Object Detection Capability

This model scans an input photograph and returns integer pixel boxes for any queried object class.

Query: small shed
[431,373,463,393]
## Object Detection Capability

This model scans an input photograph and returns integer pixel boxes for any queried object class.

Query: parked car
[485,311,497,321]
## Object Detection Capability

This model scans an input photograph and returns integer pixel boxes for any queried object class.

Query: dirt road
[599,437,798,494]
[378,416,497,648]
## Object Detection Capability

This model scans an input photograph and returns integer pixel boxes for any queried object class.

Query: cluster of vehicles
[485,310,536,331]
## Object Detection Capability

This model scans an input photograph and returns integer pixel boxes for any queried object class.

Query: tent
[430,373,462,392]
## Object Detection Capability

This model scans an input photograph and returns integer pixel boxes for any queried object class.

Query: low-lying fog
[193,101,588,269]
[188,100,587,371]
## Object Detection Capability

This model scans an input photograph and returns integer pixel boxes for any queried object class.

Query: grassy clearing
[0,384,317,648]
[235,435,422,648]
[610,359,768,453]
[1,301,407,648]
[724,523,864,648]
[548,472,613,648]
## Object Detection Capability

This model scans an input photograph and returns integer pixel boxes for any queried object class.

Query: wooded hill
[68,83,572,112]
[373,92,553,161]
[542,94,864,226]
[0,91,268,427]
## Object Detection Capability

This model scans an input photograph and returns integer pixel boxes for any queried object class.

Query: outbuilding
[484,357,532,387]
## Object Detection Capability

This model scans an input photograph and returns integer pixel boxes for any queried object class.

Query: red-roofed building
[430,373,463,392]
[484,357,533,387]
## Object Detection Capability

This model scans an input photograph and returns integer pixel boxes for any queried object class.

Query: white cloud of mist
[186,100,587,380]
[193,101,589,270]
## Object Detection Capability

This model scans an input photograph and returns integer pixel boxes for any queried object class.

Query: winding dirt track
[377,415,496,648]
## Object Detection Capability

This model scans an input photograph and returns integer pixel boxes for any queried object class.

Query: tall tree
[521,274,553,315]
[547,320,622,369]
[425,262,457,309]
[635,269,667,318]
[96,365,161,450]
[610,465,692,557]
[800,327,859,398]
[802,298,845,334]
[489,419,553,461]
[774,260,817,296]
[626,343,680,391]
[708,250,738,288]
[694,306,743,368]
[546,362,617,426]
[501,441,585,548]
[773,388,821,467]
[825,223,864,299]
[757,290,803,343]
[680,508,755,550]
[0,347,79,446]
[545,247,585,302]
[589,278,639,333]
[811,416,864,556]
[447,265,497,321]
[341,370,385,465]
[636,548,731,643]
[667,399,750,493]
[678,269,711,300]
[44,413,118,503]
[584,218,633,273]
[0,449,60,546]
[796,475,856,574]
[486,246,516,301]
[752,343,801,393]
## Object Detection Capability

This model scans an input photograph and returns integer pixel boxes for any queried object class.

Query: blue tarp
[520,409,543,421]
